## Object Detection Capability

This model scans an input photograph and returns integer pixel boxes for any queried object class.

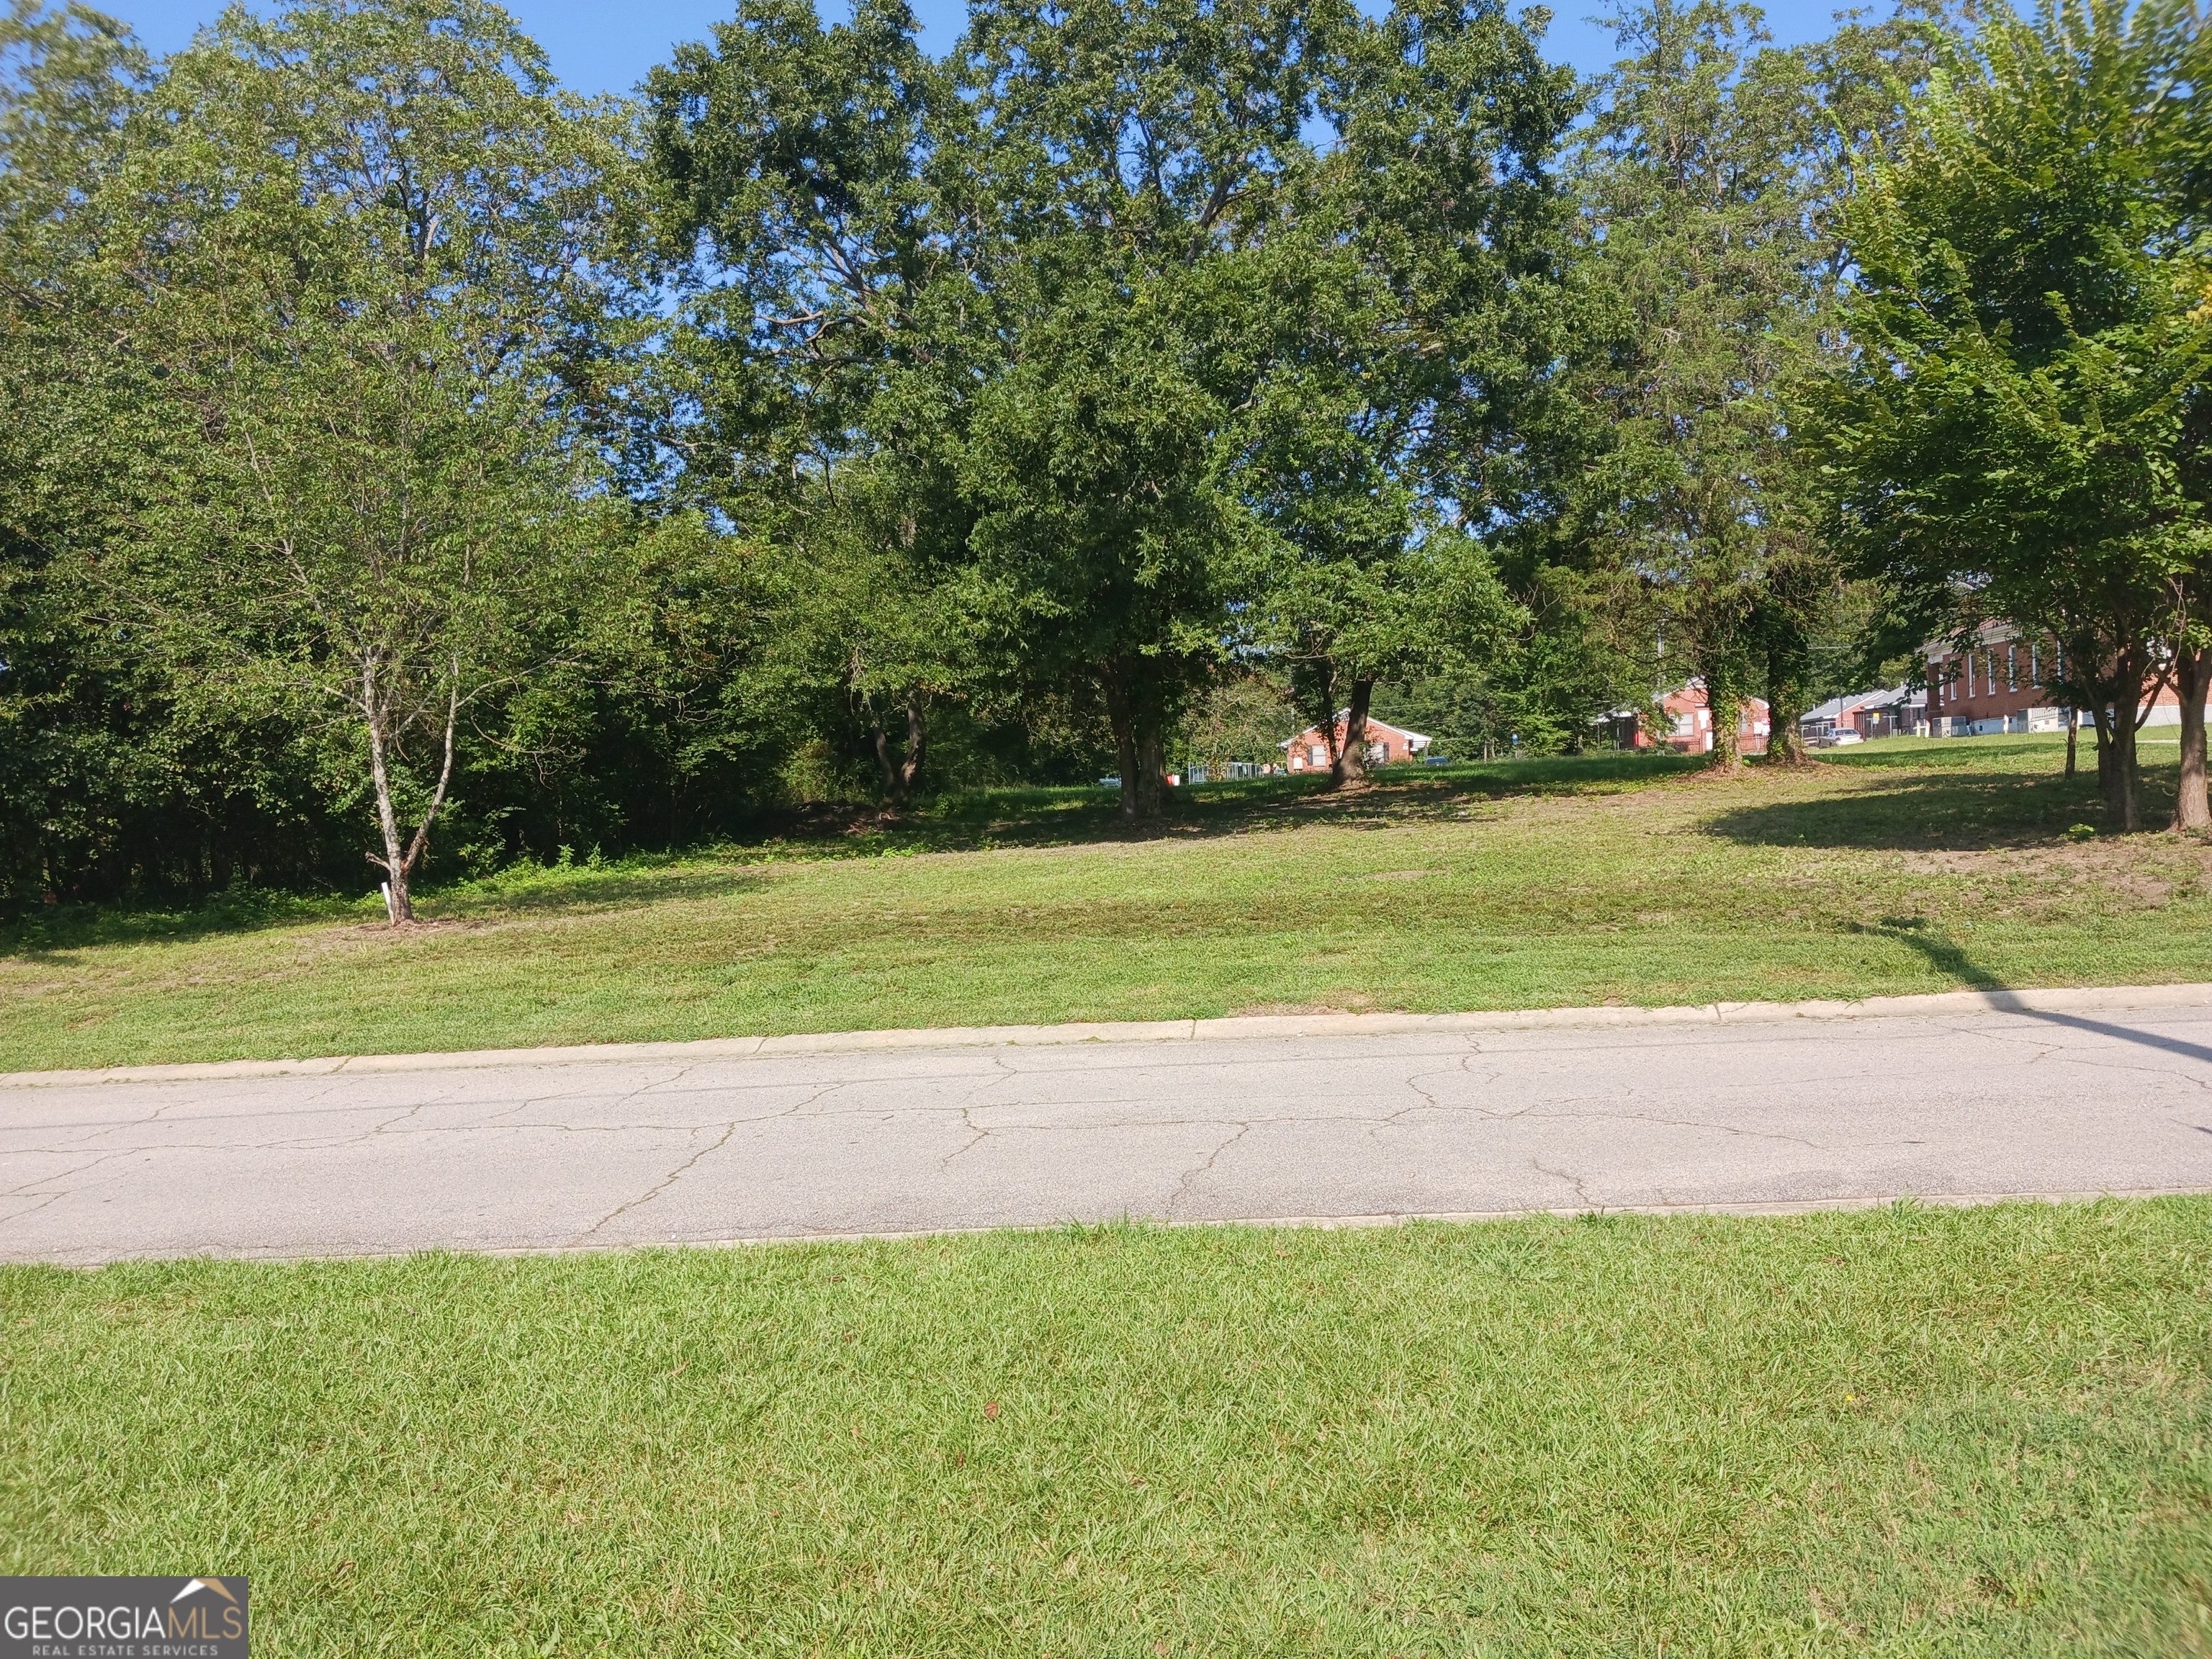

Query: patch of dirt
[2115,874,2175,907]
[1892,839,2212,880]
[1233,994,1383,1017]
[331,918,493,940]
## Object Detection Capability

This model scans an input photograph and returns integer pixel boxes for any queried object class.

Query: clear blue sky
[112,0,1860,96]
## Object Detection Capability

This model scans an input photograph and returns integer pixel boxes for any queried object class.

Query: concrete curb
[25,1186,2212,1267]
[5,981,2210,1090]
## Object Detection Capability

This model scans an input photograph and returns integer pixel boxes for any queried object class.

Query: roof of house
[1660,683,1770,710]
[1280,711,1432,749]
[1803,686,1922,722]
[1922,621,2021,660]
[1802,691,1873,722]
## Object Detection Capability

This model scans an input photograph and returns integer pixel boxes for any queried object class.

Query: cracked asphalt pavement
[6,999,2212,1264]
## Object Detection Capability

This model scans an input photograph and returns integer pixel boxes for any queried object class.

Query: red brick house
[1281,713,1432,773]
[1634,683,1771,755]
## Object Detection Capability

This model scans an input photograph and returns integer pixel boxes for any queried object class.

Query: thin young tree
[86,0,631,917]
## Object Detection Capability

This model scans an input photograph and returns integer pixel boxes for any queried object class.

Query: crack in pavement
[0,1145,142,1203]
[0,1184,88,1228]
[1166,1121,1252,1218]
[15,1012,2212,1259]
[572,1119,746,1244]
[940,1058,1023,1169]
[1519,1105,1828,1151]
[1531,1157,1595,1209]
[941,1107,992,1169]
[569,1078,852,1244]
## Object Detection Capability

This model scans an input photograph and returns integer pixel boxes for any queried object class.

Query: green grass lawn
[4,1202,2208,1655]
[6,735,2212,1071]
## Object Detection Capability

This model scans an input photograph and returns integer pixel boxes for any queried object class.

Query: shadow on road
[1878,921,2212,1067]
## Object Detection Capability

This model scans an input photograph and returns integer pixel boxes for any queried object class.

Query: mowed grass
[7,735,2212,1071]
[4,1202,2210,1655]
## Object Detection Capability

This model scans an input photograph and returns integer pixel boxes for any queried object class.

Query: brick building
[1922,626,2070,735]
[1801,687,1926,743]
[1923,623,2211,734]
[1632,682,1771,755]
[1281,713,1431,773]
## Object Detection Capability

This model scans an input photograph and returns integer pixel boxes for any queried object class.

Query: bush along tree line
[4,0,2211,917]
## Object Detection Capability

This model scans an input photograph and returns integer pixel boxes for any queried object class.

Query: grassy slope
[5,737,2212,1071]
[4,1202,2208,1656]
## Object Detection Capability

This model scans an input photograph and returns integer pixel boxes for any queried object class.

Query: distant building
[1800,687,1926,744]
[1922,623,2212,734]
[1281,712,1432,773]
[1634,683,1769,755]
[1922,626,2073,736]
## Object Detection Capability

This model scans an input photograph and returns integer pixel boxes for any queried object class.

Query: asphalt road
[6,990,2212,1264]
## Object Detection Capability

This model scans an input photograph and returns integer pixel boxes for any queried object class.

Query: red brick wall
[1284,719,1421,770]
[1925,639,2064,726]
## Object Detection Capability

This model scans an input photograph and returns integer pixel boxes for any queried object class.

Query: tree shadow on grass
[1873,919,2212,1067]
[6,753,1700,956]
[1706,768,2153,850]
[910,752,1708,848]
[0,892,369,959]
[432,866,771,918]
[0,863,778,961]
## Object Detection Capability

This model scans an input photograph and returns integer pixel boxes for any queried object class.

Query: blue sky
[112,0,1861,96]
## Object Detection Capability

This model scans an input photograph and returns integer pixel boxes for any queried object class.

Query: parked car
[1818,729,1863,747]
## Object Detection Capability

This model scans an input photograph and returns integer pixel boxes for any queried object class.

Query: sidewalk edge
[6,981,2209,1089]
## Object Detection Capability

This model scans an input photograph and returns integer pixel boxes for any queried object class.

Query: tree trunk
[362,664,415,925]
[1763,680,1809,766]
[1759,593,1808,762]
[2092,693,2142,832]
[1755,571,1817,768]
[368,750,413,922]
[1134,719,1166,813]
[871,696,927,809]
[1329,678,1375,788]
[1704,683,1744,769]
[360,657,460,925]
[1102,660,1164,821]
[2111,713,2141,832]
[2064,706,2078,778]
[2172,647,2211,832]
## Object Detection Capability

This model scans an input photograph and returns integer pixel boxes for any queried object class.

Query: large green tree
[945,0,1354,818]
[1240,0,1573,786]
[647,0,979,807]
[1565,0,1833,767]
[1815,0,2207,830]
[0,2,168,905]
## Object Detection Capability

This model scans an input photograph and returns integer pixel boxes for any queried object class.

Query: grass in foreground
[6,737,2212,1070]
[4,1202,2209,1655]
